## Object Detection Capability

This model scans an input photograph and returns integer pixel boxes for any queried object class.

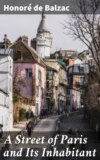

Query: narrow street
[3,116,58,160]
[1,113,100,160]
[33,115,58,132]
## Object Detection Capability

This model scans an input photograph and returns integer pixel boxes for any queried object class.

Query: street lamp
[97,94,100,104]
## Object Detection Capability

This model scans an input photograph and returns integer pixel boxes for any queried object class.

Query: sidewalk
[12,114,60,132]
[11,120,28,132]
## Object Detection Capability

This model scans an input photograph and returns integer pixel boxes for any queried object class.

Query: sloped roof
[22,41,38,59]
[11,37,46,67]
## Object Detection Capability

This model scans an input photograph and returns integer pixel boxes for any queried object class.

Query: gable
[12,41,36,62]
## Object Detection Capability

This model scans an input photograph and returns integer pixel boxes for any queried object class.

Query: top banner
[0,0,100,14]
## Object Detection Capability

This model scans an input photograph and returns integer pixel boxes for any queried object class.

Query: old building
[78,50,94,66]
[51,50,78,61]
[44,59,67,114]
[0,36,13,131]
[67,60,90,111]
[0,90,9,131]
[49,49,91,112]
[12,36,46,116]
[46,65,58,112]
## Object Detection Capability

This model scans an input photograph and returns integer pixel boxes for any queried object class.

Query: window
[26,68,32,78]
[68,77,73,85]
[41,88,44,99]
[36,103,39,116]
[67,89,70,95]
[80,77,84,85]
[36,86,39,97]
[79,66,84,73]
[67,99,70,105]
[38,70,42,81]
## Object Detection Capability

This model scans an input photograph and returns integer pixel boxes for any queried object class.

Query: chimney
[21,36,28,45]
[31,38,36,50]
[3,34,12,48]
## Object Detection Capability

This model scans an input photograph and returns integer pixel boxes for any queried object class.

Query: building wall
[14,63,35,98]
[68,74,83,111]
[70,89,81,110]
[0,56,12,93]
[35,63,46,115]
[0,48,13,130]
[45,60,67,113]
[0,91,9,131]
[13,62,46,116]
[67,61,90,112]
[69,59,75,66]
[58,67,67,113]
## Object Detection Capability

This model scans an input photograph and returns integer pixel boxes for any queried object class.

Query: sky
[0,14,87,53]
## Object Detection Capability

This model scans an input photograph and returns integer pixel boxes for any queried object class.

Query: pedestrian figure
[0,124,3,138]
[68,128,73,134]
[26,121,33,137]
[56,119,61,133]
[26,109,34,120]
[75,128,80,137]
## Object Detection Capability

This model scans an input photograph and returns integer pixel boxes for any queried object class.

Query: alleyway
[1,116,58,160]
[33,115,58,132]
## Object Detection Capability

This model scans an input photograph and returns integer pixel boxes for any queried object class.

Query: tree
[63,0,100,78]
